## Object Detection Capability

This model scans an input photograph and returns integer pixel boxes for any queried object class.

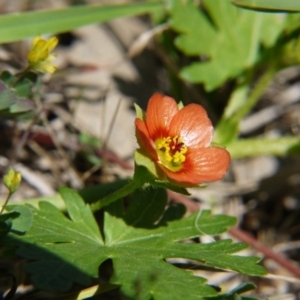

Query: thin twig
[229,227,300,278]
[13,110,41,164]
[82,96,122,182]
[34,95,83,188]
[100,97,122,181]
[103,97,122,150]
[27,140,63,186]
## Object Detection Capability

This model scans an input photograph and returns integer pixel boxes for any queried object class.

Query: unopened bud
[3,167,22,194]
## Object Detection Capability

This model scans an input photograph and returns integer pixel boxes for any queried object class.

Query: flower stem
[0,192,12,214]
[10,66,31,87]
[90,164,154,211]
[90,178,143,212]
[227,136,300,158]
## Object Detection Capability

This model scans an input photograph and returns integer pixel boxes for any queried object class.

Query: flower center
[155,136,187,172]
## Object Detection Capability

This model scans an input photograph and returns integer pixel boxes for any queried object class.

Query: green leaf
[168,0,284,90]
[1,188,265,297]
[232,0,300,12]
[58,187,101,241]
[0,80,17,110]
[125,188,168,228]
[104,191,265,299]
[206,282,257,300]
[134,103,146,121]
[79,132,101,148]
[0,77,35,116]
[0,3,162,44]
[0,211,19,236]
[6,205,33,234]
[229,282,257,295]
[2,188,104,291]
[0,71,36,96]
[135,150,160,179]
[0,220,12,237]
[14,76,35,98]
[0,211,20,222]
[82,152,102,165]
[9,98,35,113]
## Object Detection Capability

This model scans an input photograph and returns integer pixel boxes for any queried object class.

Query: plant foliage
[1,188,265,298]
[168,0,285,91]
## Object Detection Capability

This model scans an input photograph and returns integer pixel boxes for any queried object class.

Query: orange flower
[135,93,230,186]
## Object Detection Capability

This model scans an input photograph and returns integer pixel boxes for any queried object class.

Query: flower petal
[161,147,230,185]
[32,35,42,47]
[135,118,157,161]
[47,36,59,51]
[146,93,179,140]
[169,104,213,148]
[28,36,58,74]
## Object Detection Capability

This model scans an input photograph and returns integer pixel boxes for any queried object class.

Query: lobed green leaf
[1,187,265,297]
[168,0,285,90]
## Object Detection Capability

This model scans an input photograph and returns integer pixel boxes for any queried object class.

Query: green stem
[0,191,12,214]
[90,178,143,212]
[227,136,300,158]
[90,164,157,211]
[10,66,31,87]
[214,67,276,146]
[235,66,275,122]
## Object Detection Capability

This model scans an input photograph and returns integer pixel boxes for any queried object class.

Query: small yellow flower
[28,35,58,74]
[3,167,22,194]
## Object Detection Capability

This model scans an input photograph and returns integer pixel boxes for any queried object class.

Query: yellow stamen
[155,136,187,172]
